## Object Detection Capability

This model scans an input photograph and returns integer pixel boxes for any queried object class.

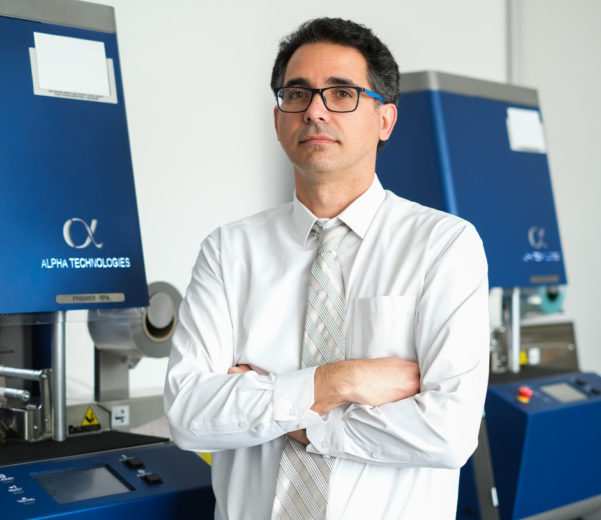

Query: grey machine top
[400,70,539,107]
[0,0,115,33]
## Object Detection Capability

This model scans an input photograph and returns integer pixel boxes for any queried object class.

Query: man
[165,17,489,520]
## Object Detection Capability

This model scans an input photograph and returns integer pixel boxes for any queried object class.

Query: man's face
[274,42,396,183]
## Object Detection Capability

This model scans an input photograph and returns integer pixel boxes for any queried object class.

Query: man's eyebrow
[283,77,311,88]
[282,76,359,88]
[325,76,358,86]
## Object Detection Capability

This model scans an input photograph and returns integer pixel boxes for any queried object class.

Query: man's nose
[304,91,330,122]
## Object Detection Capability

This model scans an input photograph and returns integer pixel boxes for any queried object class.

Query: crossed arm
[166,222,489,468]
[229,357,421,444]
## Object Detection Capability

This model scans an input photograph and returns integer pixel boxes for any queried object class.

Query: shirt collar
[292,175,386,245]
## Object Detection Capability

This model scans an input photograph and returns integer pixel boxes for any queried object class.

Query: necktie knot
[314,223,350,254]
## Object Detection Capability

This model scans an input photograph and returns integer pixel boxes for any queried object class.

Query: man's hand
[287,429,309,445]
[228,364,252,374]
[312,357,420,415]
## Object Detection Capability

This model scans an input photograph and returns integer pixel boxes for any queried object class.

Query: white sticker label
[30,48,117,104]
[33,32,110,96]
[111,405,130,427]
[506,107,547,153]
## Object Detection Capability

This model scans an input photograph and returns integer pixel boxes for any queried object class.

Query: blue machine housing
[0,3,211,517]
[485,372,601,519]
[0,4,148,313]
[377,71,566,289]
[0,443,214,519]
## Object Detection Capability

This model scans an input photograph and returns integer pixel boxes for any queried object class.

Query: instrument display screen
[540,382,588,403]
[33,464,132,504]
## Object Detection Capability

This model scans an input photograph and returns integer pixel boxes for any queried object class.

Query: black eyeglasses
[274,86,386,113]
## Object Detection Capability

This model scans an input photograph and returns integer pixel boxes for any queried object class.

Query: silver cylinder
[88,281,182,360]
[0,386,31,402]
[0,366,46,381]
[509,287,521,373]
[51,311,67,442]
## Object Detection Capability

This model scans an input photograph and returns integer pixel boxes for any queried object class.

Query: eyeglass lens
[277,87,360,113]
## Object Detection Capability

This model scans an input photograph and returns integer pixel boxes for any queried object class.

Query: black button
[576,378,587,386]
[591,388,601,395]
[143,473,163,485]
[123,457,145,469]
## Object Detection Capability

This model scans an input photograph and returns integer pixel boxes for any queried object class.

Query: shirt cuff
[305,405,346,456]
[272,366,322,429]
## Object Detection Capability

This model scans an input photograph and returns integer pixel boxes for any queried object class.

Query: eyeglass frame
[273,85,386,113]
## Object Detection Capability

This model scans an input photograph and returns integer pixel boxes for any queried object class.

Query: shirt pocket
[349,295,416,360]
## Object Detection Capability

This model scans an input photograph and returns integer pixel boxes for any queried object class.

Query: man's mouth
[299,134,337,145]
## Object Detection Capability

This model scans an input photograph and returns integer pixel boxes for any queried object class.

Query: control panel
[485,372,601,519]
[0,442,213,519]
[489,371,601,412]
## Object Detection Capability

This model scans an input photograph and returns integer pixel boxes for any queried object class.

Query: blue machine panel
[486,372,601,519]
[0,12,148,313]
[456,457,483,520]
[377,72,566,289]
[0,443,214,519]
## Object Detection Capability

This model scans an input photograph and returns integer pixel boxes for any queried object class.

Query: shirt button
[289,408,297,417]
[321,440,329,448]
[239,421,248,430]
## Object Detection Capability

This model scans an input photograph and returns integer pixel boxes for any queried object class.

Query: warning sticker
[81,407,100,427]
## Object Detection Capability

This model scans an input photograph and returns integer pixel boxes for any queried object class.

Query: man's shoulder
[205,201,294,245]
[223,201,293,230]
[379,190,483,258]
[381,189,470,231]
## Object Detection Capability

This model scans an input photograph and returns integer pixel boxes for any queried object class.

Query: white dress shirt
[165,176,489,520]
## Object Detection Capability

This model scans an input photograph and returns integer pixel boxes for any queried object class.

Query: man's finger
[228,364,253,374]
[286,429,309,445]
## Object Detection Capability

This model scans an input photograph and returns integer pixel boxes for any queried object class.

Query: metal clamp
[0,365,52,441]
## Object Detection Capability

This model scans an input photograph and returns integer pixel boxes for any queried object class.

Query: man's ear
[379,103,397,142]
[274,105,280,141]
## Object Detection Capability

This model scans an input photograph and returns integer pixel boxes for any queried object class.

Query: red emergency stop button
[517,385,533,404]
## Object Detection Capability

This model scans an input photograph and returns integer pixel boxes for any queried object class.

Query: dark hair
[271,18,400,149]
[271,18,400,104]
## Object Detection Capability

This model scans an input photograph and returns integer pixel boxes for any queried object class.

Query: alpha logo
[63,218,104,249]
[528,226,548,250]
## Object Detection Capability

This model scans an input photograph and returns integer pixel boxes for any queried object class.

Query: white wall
[68,0,507,396]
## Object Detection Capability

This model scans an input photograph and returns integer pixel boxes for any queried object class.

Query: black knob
[123,457,145,469]
[143,473,163,485]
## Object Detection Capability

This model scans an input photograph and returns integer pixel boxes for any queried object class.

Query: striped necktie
[271,222,350,520]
